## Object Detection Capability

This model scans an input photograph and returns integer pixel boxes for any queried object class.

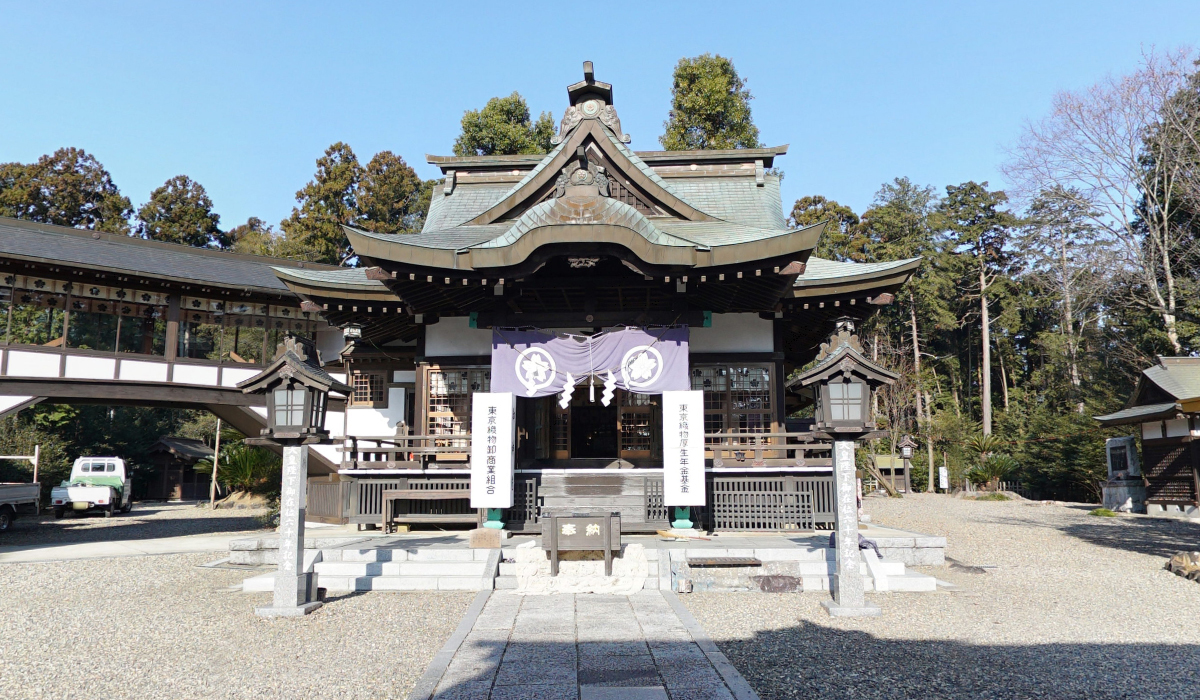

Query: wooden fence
[340,473,836,532]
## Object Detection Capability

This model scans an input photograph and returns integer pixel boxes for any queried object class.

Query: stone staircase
[241,547,501,594]
[490,544,937,593]
[239,542,935,595]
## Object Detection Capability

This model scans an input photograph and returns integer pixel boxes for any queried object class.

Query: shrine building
[0,63,918,531]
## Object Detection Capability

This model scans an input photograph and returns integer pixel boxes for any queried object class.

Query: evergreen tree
[788,195,863,261]
[136,175,226,248]
[0,147,132,233]
[279,142,362,264]
[937,182,1019,435]
[660,54,761,150]
[228,217,279,256]
[453,93,555,156]
[357,151,435,234]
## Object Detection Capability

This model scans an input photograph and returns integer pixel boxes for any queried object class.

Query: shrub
[1090,507,1118,517]
[975,493,1011,502]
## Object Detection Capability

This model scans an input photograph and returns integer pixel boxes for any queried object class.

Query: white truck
[0,482,39,532]
[50,457,133,519]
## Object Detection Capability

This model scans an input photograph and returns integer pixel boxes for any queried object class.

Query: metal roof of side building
[1094,356,1200,426]
[0,217,337,296]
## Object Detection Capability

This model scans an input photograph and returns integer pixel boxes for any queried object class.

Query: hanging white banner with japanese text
[470,392,515,509]
[662,390,706,506]
[491,327,689,398]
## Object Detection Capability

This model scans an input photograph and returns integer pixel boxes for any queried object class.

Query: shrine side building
[0,65,917,529]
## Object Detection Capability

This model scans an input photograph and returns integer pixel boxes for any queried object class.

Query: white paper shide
[470,392,515,508]
[662,390,705,506]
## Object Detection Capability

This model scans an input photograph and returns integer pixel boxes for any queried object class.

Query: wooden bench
[381,488,478,534]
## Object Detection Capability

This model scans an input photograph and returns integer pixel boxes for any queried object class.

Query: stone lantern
[791,318,896,617]
[238,335,350,617]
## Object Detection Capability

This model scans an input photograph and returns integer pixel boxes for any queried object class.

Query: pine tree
[660,54,761,150]
[137,175,225,248]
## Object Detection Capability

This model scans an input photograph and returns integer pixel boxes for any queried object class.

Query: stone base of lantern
[821,599,882,618]
[255,601,324,618]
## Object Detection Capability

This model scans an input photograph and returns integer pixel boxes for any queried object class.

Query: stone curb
[660,590,761,700]
[407,589,492,700]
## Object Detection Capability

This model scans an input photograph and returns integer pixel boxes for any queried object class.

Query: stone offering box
[543,512,621,576]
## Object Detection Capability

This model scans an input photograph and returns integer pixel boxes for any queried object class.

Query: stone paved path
[418,591,757,700]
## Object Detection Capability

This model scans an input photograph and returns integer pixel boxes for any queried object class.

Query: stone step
[313,560,487,577]
[325,548,490,563]
[882,572,938,592]
[318,574,486,592]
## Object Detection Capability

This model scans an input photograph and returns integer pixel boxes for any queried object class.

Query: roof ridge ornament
[553,61,630,145]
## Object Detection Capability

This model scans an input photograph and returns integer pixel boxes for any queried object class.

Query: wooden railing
[339,430,833,471]
[306,478,351,524]
[339,431,472,471]
[705,432,831,468]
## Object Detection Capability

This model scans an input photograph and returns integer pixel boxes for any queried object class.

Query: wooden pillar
[165,295,180,362]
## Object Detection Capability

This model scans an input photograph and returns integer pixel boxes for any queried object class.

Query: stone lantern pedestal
[821,440,881,618]
[256,444,322,617]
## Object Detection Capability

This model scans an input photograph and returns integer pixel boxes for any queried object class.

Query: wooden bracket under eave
[364,267,394,281]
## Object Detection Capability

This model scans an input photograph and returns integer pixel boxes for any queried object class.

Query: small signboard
[938,466,949,490]
[470,392,515,509]
[662,390,705,507]
[543,512,621,576]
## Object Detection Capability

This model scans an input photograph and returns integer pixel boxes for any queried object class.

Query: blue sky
[1,1,1197,230]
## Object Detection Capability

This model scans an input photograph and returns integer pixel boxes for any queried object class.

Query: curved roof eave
[466,120,716,225]
[791,256,921,297]
[271,266,402,302]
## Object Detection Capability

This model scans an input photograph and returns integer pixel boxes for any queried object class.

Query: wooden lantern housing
[788,319,897,438]
[238,335,351,444]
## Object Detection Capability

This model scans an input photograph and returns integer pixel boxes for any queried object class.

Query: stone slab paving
[412,591,758,700]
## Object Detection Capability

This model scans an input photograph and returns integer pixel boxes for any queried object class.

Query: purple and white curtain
[490,327,689,398]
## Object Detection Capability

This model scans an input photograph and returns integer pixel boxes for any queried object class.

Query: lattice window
[619,391,657,457]
[693,364,775,445]
[351,371,387,407]
[610,179,659,215]
[426,367,490,442]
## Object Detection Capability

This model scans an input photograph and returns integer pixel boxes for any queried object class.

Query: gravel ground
[684,493,1200,700]
[0,553,473,699]
[1,502,268,546]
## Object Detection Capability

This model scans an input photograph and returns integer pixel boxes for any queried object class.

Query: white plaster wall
[64,355,116,380]
[118,359,169,382]
[221,367,259,387]
[393,370,416,383]
[690,313,774,353]
[425,316,492,356]
[172,364,219,385]
[0,396,35,414]
[315,327,345,364]
[346,388,407,436]
[324,410,344,438]
[7,351,60,378]
[1165,418,1189,438]
[1142,422,1163,440]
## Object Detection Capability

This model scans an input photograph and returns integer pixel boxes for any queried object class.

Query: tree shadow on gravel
[1057,515,1200,558]
[0,512,266,548]
[716,621,1200,700]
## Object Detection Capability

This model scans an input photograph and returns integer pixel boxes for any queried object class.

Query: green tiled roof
[488,139,569,207]
[271,266,387,289]
[1094,402,1180,426]
[476,198,699,250]
[424,183,514,230]
[665,176,787,230]
[604,132,682,199]
[1144,358,1200,400]
[795,256,922,285]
